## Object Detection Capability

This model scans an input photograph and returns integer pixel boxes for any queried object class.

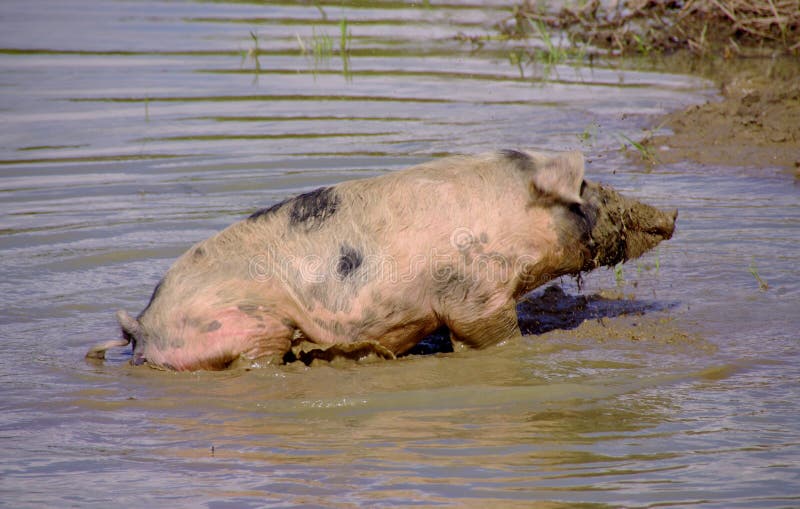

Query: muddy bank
[642,65,800,171]
[503,0,800,172]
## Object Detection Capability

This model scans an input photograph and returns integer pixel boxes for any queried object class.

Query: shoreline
[500,0,800,174]
[642,57,800,173]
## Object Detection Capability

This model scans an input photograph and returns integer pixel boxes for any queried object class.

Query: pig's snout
[657,208,678,235]
[621,204,677,261]
[630,203,677,239]
[653,208,678,241]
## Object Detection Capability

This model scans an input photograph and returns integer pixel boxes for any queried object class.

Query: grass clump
[340,18,353,80]
[618,132,659,165]
[614,261,625,286]
[577,121,599,146]
[241,30,262,72]
[503,16,585,79]
[296,19,353,81]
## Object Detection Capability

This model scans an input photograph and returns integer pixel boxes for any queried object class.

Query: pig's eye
[568,201,586,219]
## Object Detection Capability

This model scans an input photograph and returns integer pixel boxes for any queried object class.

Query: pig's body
[88,150,676,371]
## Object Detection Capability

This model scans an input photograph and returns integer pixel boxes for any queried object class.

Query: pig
[86,149,676,371]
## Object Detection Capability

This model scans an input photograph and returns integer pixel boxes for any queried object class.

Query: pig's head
[85,303,159,367]
[577,180,677,270]
[534,151,677,275]
[86,272,174,367]
[83,309,143,364]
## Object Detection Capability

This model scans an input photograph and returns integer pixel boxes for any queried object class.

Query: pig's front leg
[444,300,521,349]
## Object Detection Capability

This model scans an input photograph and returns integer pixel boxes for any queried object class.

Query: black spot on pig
[248,200,286,221]
[238,303,259,315]
[433,266,471,301]
[289,187,339,231]
[336,243,363,279]
[193,247,205,260]
[499,149,534,172]
[313,316,347,336]
[205,320,222,332]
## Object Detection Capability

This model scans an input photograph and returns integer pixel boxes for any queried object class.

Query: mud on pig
[87,149,677,370]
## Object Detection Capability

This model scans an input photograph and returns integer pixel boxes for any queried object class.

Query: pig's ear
[530,151,584,205]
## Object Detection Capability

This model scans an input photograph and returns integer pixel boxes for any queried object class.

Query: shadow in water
[406,284,676,356]
[516,284,675,335]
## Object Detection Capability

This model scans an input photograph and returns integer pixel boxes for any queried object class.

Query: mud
[289,339,398,366]
[643,65,800,171]
[537,312,714,355]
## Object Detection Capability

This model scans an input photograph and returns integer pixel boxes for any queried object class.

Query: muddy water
[1,1,799,507]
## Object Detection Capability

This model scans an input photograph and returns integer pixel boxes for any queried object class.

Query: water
[1,1,799,507]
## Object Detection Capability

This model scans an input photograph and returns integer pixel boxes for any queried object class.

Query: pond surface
[1,1,799,507]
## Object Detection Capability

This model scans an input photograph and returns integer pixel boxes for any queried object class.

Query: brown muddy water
[1,1,799,508]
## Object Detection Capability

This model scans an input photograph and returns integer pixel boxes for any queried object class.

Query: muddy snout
[627,198,677,240]
[584,182,677,269]
[623,203,677,260]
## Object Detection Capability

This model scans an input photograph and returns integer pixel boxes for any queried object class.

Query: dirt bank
[503,0,800,173]
[643,67,800,171]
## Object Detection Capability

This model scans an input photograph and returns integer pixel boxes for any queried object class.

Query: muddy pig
[87,149,676,370]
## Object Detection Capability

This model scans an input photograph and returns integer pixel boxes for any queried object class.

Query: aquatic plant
[456,8,583,80]
[578,121,599,146]
[749,257,769,291]
[498,25,572,79]
[530,19,568,69]
[508,49,526,78]
[618,132,658,165]
[614,261,624,286]
[312,0,327,20]
[296,19,353,81]
[632,33,653,56]
[242,30,262,73]
[655,246,661,274]
[311,27,333,64]
[340,18,353,81]
[636,247,662,276]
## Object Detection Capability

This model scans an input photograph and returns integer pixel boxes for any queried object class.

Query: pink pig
[87,150,676,370]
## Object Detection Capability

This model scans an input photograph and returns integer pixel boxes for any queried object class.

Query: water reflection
[73,344,696,507]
